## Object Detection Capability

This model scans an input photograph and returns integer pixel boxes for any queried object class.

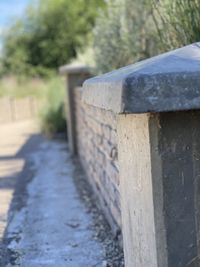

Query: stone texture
[83,43,200,114]
[60,64,93,155]
[72,43,200,267]
[74,87,121,233]
[117,114,158,267]
[152,111,200,267]
[117,111,200,267]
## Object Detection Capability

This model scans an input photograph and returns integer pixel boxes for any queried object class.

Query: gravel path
[2,140,105,267]
[0,120,42,265]
[0,121,124,267]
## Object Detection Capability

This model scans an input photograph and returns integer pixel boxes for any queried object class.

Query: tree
[1,0,105,76]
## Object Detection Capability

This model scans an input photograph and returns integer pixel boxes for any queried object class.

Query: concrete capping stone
[59,63,94,75]
[83,43,200,114]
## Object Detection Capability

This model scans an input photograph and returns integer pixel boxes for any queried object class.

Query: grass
[0,75,67,136]
[0,76,52,99]
[39,77,67,137]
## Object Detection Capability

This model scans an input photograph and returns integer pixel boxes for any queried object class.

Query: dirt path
[0,121,104,267]
[0,120,41,243]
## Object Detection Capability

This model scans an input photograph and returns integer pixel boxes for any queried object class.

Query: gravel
[72,157,125,267]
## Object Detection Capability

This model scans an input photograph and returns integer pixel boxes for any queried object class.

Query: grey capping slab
[59,63,94,75]
[83,43,200,114]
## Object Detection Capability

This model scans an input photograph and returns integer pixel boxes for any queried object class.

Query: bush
[93,0,200,73]
[40,103,66,137]
[39,77,67,137]
[0,76,49,98]
[93,0,158,73]
[152,0,200,51]
[1,0,105,77]
[0,75,67,137]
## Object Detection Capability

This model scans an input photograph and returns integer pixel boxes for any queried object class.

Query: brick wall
[61,44,200,266]
[74,87,121,232]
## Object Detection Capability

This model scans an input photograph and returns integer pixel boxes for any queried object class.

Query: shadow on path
[0,122,44,266]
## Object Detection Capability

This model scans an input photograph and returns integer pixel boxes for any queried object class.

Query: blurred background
[0,0,199,134]
[0,1,199,265]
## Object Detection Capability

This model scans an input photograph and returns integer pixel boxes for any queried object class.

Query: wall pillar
[82,43,200,266]
[118,112,200,266]
[117,114,159,267]
[59,64,93,155]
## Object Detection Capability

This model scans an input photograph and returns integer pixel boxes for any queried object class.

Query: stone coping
[83,43,200,114]
[59,63,93,75]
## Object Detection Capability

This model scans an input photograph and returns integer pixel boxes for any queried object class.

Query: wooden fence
[0,97,40,124]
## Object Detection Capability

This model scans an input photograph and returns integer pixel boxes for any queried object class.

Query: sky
[0,0,31,28]
[0,0,32,51]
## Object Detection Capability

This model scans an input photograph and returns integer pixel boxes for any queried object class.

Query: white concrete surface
[5,140,104,267]
[0,120,40,241]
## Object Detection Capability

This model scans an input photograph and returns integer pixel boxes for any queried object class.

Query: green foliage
[39,77,67,137]
[94,0,200,73]
[93,0,158,73]
[0,76,49,98]
[1,0,105,76]
[152,0,200,51]
[0,75,66,136]
[41,104,66,137]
